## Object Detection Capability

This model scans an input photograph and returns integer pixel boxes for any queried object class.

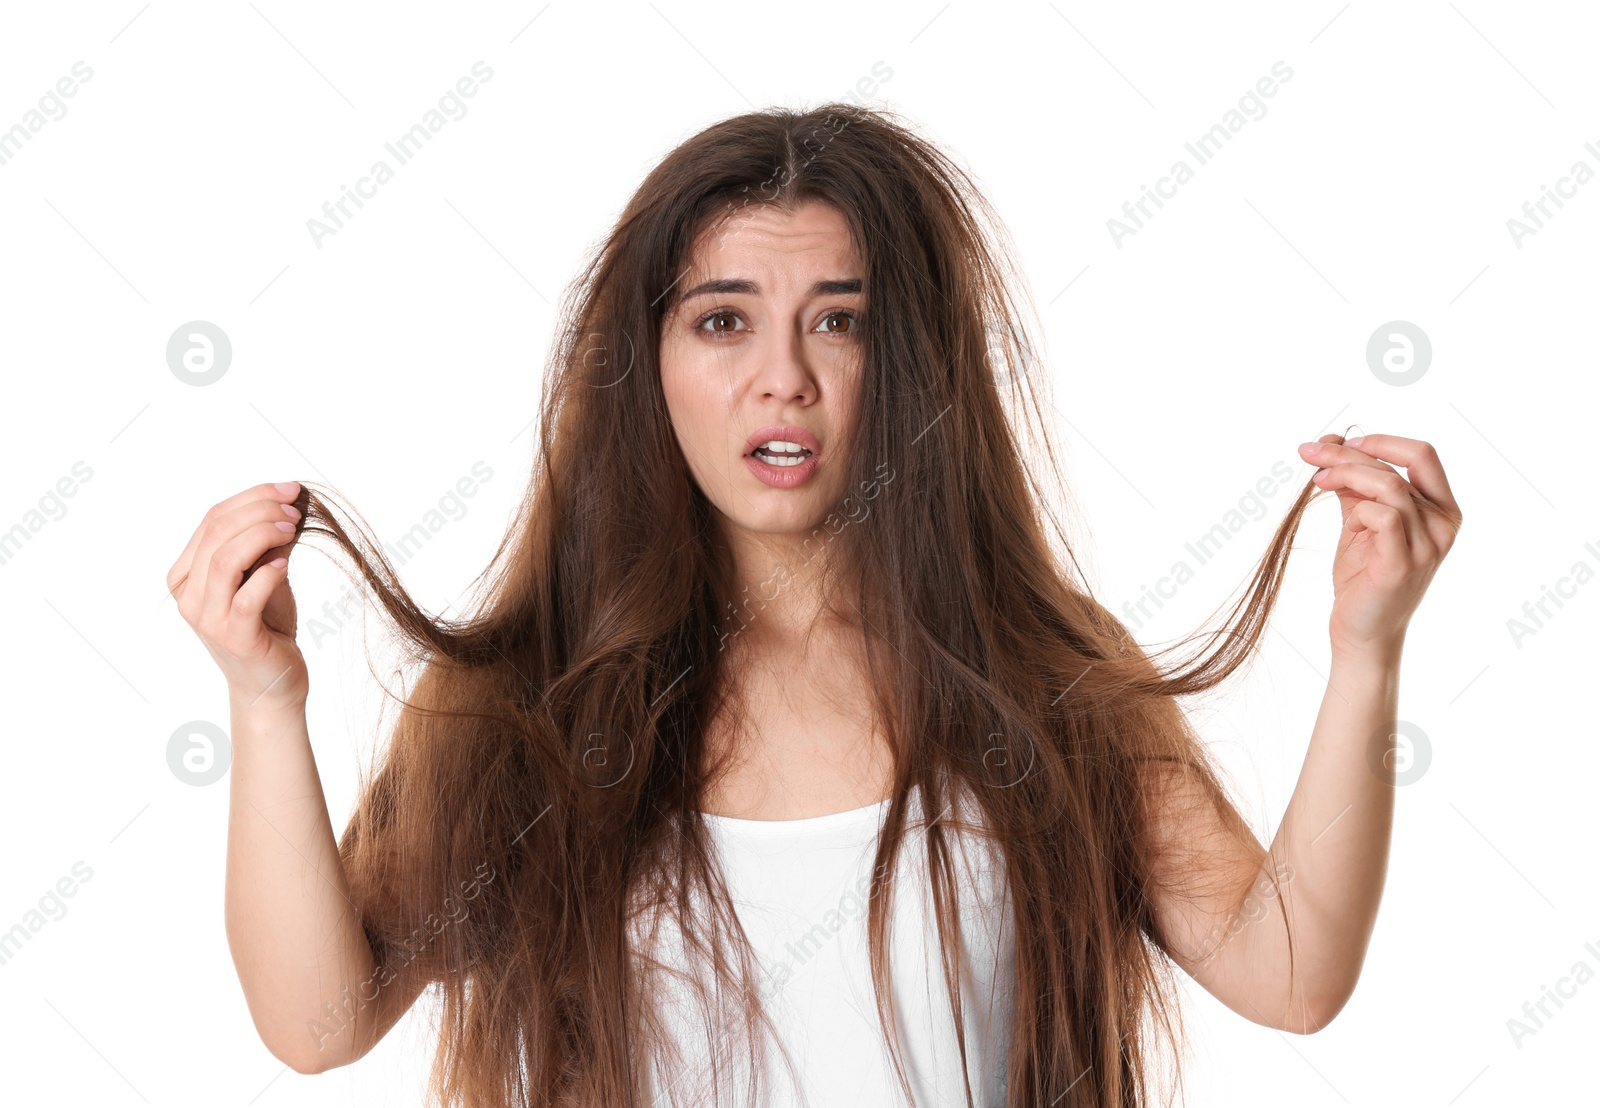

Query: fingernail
[1298,442,1319,455]
[275,481,301,495]
[1345,436,1364,448]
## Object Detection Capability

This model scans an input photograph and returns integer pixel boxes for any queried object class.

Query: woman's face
[659,199,865,541]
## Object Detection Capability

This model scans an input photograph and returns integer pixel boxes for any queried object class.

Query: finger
[178,494,300,627]
[1342,499,1410,569]
[1314,464,1426,550]
[227,554,289,649]
[1340,435,1461,523]
[1299,437,1399,478]
[168,484,299,610]
[167,482,301,601]
[200,518,302,632]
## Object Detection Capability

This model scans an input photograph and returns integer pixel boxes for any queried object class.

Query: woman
[167,102,1461,1107]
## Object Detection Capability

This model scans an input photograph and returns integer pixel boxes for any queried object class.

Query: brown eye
[818,310,859,335]
[695,309,745,339]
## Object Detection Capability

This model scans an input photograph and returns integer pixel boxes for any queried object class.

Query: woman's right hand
[168,481,309,708]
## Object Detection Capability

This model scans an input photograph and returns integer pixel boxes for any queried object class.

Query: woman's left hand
[1297,433,1464,659]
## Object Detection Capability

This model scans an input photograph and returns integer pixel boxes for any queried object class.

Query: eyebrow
[677,277,863,302]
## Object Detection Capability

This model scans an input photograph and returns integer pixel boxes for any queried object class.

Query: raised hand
[167,480,309,708]
[1297,434,1463,658]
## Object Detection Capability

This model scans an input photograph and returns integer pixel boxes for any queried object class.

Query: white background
[1,1,1595,1105]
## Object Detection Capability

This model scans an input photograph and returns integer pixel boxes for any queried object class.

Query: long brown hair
[288,102,1332,1107]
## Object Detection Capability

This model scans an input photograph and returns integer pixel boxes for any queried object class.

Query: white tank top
[631,782,1015,1107]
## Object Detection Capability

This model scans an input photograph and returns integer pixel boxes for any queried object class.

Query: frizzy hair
[275,102,1340,1107]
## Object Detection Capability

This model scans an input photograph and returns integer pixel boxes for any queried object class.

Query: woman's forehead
[693,201,857,263]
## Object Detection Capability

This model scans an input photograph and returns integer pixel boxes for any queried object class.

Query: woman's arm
[1144,645,1402,1034]
[1144,434,1460,1033]
[226,695,428,1073]
[169,482,427,1073]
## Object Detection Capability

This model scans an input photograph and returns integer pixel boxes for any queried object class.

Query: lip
[743,451,821,489]
[743,424,823,458]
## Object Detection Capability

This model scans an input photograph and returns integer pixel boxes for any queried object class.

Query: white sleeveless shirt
[631,783,1015,1107]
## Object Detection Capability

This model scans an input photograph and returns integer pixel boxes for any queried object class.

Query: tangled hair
[284,102,1340,1107]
